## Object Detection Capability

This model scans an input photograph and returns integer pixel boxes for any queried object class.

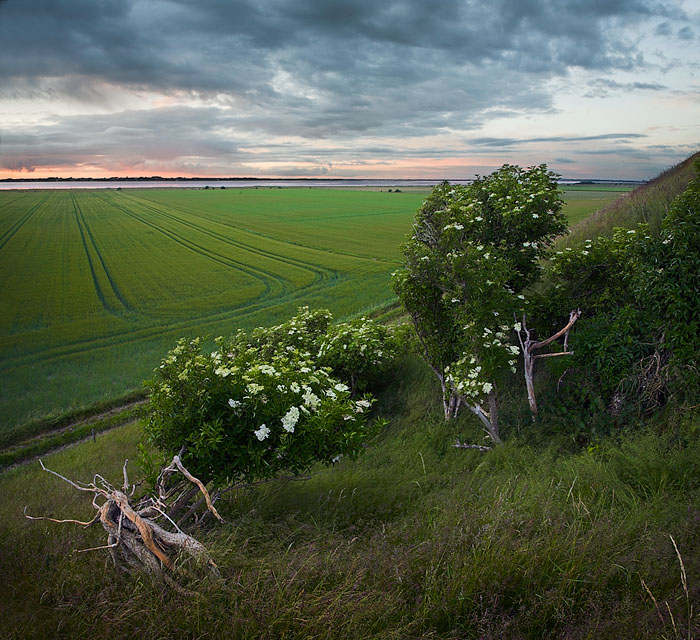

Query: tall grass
[558,151,700,247]
[2,356,699,639]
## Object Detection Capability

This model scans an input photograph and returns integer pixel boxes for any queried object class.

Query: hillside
[1,152,699,639]
[561,150,700,247]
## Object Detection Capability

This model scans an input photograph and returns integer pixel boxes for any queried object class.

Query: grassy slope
[560,151,700,247]
[2,360,699,639]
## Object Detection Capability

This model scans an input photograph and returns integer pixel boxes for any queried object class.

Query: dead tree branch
[25,455,222,584]
[517,309,582,420]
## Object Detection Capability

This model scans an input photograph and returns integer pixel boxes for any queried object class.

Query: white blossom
[254,424,270,441]
[303,390,320,409]
[355,399,371,413]
[281,406,300,433]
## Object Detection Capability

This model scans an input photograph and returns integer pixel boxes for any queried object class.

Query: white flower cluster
[254,424,270,441]
[281,406,300,433]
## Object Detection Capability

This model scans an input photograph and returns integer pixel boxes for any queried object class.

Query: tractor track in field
[0,190,392,374]
[0,268,350,374]
[0,193,47,252]
[102,195,285,301]
[72,194,133,315]
[72,194,133,312]
[116,191,335,289]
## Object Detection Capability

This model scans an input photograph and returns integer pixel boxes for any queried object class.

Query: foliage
[535,161,700,415]
[228,307,400,396]
[234,307,334,361]
[145,336,380,486]
[393,164,567,428]
[317,316,399,395]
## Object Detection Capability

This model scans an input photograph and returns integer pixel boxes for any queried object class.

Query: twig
[453,440,492,453]
[23,507,98,528]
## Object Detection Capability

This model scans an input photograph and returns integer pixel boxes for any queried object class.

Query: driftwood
[517,309,582,420]
[25,454,222,586]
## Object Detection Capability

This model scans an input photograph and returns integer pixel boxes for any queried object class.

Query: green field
[559,186,633,226]
[0,186,617,432]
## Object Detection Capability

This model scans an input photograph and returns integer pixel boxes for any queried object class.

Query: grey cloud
[0,0,694,179]
[466,132,648,148]
[0,0,687,136]
[677,26,695,40]
[655,21,673,36]
[584,77,668,97]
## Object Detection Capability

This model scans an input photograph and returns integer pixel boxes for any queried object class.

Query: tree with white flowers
[392,165,567,445]
[145,336,382,487]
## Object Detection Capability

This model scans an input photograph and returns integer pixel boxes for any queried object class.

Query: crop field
[0,188,427,431]
[0,186,617,433]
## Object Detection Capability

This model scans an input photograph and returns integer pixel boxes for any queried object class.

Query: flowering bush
[145,336,380,486]
[234,307,333,360]
[393,164,565,437]
[228,307,399,396]
[316,316,398,395]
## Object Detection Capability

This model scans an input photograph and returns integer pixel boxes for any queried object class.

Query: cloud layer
[0,0,697,179]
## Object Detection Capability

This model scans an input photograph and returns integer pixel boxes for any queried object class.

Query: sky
[0,0,698,181]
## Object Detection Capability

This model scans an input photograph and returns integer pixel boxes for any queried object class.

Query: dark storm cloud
[0,0,687,136]
[0,0,694,178]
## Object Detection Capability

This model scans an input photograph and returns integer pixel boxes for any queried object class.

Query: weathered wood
[517,309,581,420]
[25,454,221,584]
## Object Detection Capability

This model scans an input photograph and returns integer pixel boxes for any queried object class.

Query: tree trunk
[517,310,581,421]
[466,388,501,446]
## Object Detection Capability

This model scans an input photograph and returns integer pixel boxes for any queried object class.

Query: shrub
[316,316,399,395]
[145,337,380,486]
[392,165,567,438]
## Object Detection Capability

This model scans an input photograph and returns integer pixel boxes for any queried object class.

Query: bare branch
[171,455,224,523]
[26,457,222,586]
[533,351,574,360]
[519,310,582,420]
[122,459,130,492]
[24,506,98,528]
[38,459,103,495]
[531,309,581,351]
[453,441,492,452]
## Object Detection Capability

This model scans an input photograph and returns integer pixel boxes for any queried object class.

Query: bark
[25,456,222,585]
[465,388,501,446]
[517,309,581,420]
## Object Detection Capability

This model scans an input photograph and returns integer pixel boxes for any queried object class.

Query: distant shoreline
[0,176,645,190]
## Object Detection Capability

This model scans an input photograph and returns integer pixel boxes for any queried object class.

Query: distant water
[0,177,630,190]
[0,178,473,190]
